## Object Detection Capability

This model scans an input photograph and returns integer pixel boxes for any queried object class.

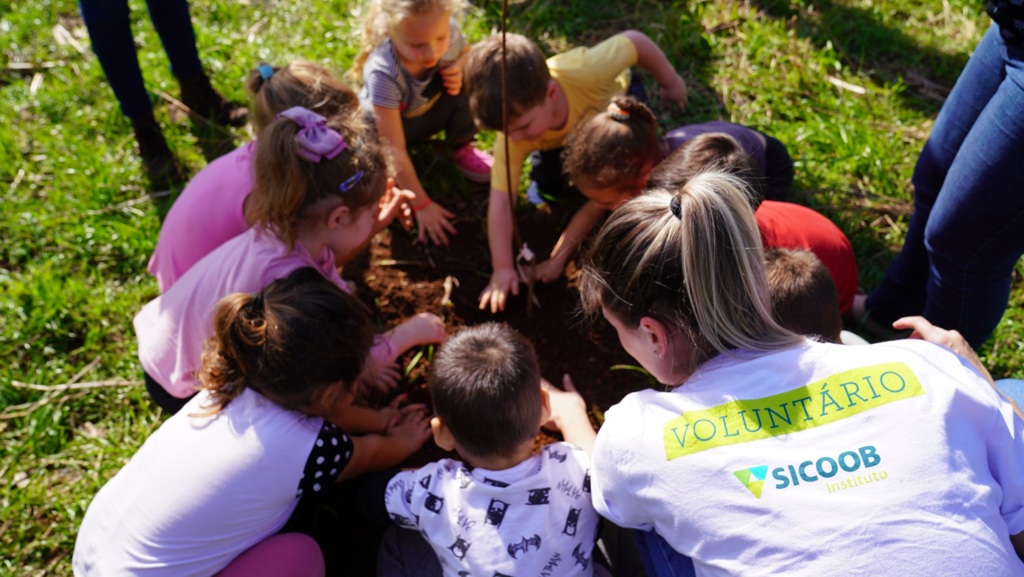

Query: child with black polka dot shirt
[74,269,431,576]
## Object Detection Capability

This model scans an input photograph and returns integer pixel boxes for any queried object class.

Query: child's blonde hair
[562,95,663,193]
[580,172,802,365]
[246,60,362,132]
[245,108,392,248]
[352,0,466,81]
[198,267,373,415]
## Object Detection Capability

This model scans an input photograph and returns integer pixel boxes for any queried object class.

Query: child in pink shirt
[135,107,445,425]
[148,60,363,291]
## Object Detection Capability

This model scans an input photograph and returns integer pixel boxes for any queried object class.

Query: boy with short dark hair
[381,322,600,576]
[465,31,688,313]
[764,248,844,344]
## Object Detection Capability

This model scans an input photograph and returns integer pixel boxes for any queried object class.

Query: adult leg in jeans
[634,529,696,577]
[865,24,1016,344]
[920,40,1024,348]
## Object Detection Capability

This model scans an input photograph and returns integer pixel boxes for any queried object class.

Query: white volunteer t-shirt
[593,339,1024,576]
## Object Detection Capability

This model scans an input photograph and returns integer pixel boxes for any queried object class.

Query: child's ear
[539,386,552,428]
[431,416,457,451]
[327,204,352,230]
[546,79,559,101]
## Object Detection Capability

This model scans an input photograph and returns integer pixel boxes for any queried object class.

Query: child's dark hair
[648,132,765,208]
[763,248,842,344]
[429,323,541,458]
[246,60,362,133]
[197,267,374,415]
[465,33,550,132]
[562,95,662,192]
[246,108,391,248]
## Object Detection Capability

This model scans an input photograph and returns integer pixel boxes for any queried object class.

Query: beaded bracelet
[412,198,432,212]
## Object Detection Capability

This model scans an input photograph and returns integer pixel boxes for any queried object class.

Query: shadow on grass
[753,0,976,115]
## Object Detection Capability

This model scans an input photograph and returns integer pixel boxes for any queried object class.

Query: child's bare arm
[374,105,456,246]
[337,405,432,482]
[382,313,447,361]
[620,29,688,110]
[480,186,521,312]
[328,402,393,436]
[543,374,596,454]
[536,201,608,283]
[328,393,424,436]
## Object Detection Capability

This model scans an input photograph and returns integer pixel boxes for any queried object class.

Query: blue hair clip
[257,63,274,80]
[340,170,364,192]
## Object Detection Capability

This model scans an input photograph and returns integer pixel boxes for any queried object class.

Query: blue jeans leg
[995,379,1024,410]
[867,24,1024,347]
[634,529,696,577]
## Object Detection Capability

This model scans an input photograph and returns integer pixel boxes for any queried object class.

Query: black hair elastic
[251,291,265,311]
[669,195,682,220]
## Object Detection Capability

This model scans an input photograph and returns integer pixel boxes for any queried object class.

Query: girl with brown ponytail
[537,95,794,283]
[75,268,432,576]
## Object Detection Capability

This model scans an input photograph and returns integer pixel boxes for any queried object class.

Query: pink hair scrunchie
[276,106,347,163]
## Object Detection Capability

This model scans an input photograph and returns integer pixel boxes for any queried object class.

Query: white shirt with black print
[385,442,599,577]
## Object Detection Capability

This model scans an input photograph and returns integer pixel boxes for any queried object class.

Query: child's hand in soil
[479,267,521,313]
[414,201,457,246]
[356,359,403,395]
[534,257,567,283]
[379,393,428,433]
[386,403,433,454]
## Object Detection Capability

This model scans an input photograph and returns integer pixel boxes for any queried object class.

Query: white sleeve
[384,464,440,530]
[590,402,656,531]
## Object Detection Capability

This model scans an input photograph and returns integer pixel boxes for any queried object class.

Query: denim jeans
[866,23,1024,348]
[995,378,1024,409]
[634,529,696,577]
[79,0,203,122]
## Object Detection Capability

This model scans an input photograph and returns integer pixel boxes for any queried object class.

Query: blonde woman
[578,172,1024,575]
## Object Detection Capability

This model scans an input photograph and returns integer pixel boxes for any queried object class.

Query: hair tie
[607,102,630,122]
[251,291,265,312]
[669,195,682,220]
[276,106,347,163]
[340,170,364,192]
[257,63,274,80]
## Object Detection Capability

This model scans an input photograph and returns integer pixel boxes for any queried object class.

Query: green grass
[1,0,1020,573]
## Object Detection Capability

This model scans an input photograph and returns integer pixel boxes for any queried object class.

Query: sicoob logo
[734,445,883,498]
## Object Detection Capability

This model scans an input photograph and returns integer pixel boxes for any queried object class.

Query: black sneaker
[177,72,248,127]
[131,117,187,190]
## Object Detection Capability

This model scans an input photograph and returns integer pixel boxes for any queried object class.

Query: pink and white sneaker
[452,143,493,184]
